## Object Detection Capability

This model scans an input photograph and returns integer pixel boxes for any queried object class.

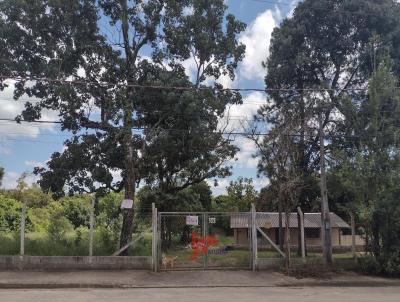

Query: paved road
[1,287,400,302]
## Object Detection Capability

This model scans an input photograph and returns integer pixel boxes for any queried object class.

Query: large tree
[0,0,245,251]
[261,0,400,210]
[328,59,400,271]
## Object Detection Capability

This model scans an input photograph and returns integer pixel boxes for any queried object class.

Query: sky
[0,0,299,194]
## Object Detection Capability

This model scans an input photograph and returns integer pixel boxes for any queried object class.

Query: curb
[1,281,400,289]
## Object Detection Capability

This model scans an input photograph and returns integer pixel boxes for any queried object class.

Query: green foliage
[60,195,91,228]
[0,1,245,248]
[259,0,400,213]
[47,202,74,242]
[0,167,4,187]
[212,177,257,212]
[137,184,207,213]
[329,59,400,276]
[0,194,22,232]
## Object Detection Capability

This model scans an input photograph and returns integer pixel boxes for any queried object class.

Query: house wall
[340,235,366,247]
[235,227,348,247]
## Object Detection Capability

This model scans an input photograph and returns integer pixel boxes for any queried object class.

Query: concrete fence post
[152,203,158,272]
[251,203,257,271]
[297,207,306,263]
[20,199,27,257]
[89,197,95,257]
[350,212,356,263]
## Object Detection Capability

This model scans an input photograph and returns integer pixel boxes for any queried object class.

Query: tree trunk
[118,0,137,255]
[119,144,136,255]
[297,211,302,256]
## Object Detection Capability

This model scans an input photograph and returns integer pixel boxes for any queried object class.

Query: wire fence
[158,212,252,270]
[0,199,153,257]
[255,211,366,261]
[0,199,366,273]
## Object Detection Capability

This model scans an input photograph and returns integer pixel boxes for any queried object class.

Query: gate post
[152,203,158,272]
[203,213,208,269]
[251,204,257,271]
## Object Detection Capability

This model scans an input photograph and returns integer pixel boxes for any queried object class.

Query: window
[305,228,320,239]
[341,228,351,235]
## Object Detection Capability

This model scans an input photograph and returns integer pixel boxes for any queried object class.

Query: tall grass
[0,229,152,256]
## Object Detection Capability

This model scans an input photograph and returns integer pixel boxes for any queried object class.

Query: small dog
[162,254,178,269]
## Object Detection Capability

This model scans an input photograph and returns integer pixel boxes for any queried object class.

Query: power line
[0,118,62,124]
[1,75,396,92]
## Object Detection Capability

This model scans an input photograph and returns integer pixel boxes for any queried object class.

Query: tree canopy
[0,0,246,249]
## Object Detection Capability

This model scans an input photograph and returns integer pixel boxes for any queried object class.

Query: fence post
[152,203,158,272]
[20,199,27,257]
[203,212,208,269]
[350,212,356,263]
[251,203,257,271]
[297,207,306,263]
[89,197,95,257]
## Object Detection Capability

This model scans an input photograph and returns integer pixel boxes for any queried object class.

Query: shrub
[357,256,382,275]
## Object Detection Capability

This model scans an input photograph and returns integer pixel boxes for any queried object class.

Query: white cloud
[217,91,268,170]
[0,80,58,140]
[110,168,122,183]
[219,91,265,132]
[1,170,39,189]
[238,8,281,81]
[206,178,231,196]
[25,160,45,168]
[181,55,237,89]
[252,177,269,192]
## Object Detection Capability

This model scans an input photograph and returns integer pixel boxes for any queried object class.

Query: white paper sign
[186,215,199,226]
[209,217,216,224]
[121,199,133,209]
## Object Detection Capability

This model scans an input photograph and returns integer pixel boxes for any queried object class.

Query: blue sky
[0,0,298,194]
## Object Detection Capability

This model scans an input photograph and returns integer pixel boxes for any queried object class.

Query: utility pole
[319,112,332,265]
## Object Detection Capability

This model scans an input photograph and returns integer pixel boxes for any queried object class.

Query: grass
[0,229,356,262]
[0,230,152,256]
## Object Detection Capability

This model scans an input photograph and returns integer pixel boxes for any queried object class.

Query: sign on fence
[208,217,216,224]
[121,199,133,209]
[186,215,199,226]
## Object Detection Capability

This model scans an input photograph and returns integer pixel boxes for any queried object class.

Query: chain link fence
[255,211,366,262]
[158,212,251,270]
[0,197,153,257]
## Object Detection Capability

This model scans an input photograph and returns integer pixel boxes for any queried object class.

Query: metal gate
[158,212,252,270]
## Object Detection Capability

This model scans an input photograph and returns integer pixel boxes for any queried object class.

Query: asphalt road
[1,287,400,302]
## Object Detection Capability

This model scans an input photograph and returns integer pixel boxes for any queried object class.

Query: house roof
[230,212,350,229]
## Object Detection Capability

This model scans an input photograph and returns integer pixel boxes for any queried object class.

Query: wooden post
[89,197,95,257]
[152,203,158,272]
[20,199,26,256]
[251,203,257,271]
[350,212,356,262]
[297,207,306,263]
[319,113,332,265]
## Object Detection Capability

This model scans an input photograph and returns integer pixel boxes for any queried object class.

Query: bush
[357,253,400,277]
[382,252,400,277]
[357,256,382,275]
